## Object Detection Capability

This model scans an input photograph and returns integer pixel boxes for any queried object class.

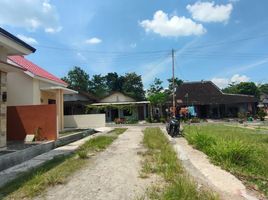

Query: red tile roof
[8,55,67,86]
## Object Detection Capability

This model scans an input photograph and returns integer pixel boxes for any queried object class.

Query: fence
[64,114,105,128]
[7,104,57,141]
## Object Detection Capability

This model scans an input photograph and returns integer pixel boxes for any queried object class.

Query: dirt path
[36,127,154,200]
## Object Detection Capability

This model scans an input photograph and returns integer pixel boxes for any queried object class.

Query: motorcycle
[166,117,181,137]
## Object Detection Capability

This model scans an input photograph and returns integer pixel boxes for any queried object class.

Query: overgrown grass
[140,127,218,200]
[184,124,268,197]
[0,128,127,200]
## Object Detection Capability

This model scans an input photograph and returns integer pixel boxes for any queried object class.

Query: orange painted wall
[7,104,57,141]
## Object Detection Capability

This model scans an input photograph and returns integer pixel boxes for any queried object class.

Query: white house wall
[7,72,35,106]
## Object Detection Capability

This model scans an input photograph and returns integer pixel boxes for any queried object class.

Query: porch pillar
[143,104,147,119]
[0,71,7,149]
[56,89,64,137]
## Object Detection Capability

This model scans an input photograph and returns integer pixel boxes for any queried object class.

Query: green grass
[184,124,268,197]
[0,128,127,200]
[140,127,218,200]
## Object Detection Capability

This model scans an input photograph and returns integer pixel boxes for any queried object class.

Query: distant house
[175,81,257,118]
[90,91,150,122]
[259,93,268,114]
[64,91,99,115]
[7,55,77,131]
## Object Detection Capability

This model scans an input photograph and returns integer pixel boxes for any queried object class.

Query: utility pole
[172,49,176,117]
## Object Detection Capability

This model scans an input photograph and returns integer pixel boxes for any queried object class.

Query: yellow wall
[41,91,56,104]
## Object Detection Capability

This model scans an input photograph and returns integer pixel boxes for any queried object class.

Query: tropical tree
[62,66,91,92]
[223,82,260,98]
[122,72,145,100]
[90,74,109,98]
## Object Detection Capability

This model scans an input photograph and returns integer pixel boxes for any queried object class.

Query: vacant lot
[184,124,268,197]
[140,127,218,200]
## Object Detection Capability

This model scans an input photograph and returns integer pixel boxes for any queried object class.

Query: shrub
[257,108,267,121]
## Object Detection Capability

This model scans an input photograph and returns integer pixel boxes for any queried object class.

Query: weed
[140,127,218,200]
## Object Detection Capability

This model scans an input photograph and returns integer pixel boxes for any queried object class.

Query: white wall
[64,114,106,128]
[7,72,35,106]
[100,92,135,103]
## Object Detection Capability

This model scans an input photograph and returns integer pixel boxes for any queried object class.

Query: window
[48,99,56,104]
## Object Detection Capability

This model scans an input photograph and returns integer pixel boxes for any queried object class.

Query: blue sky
[1,0,268,89]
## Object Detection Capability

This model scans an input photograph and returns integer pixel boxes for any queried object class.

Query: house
[0,27,36,149]
[64,91,99,115]
[7,55,77,132]
[175,81,257,118]
[89,91,150,122]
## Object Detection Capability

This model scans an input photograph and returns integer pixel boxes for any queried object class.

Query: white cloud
[85,37,102,44]
[45,26,62,33]
[211,78,229,88]
[186,1,233,23]
[0,0,61,33]
[230,74,250,83]
[139,10,206,37]
[16,34,38,45]
[212,74,250,88]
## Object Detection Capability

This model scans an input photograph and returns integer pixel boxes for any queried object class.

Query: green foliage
[257,108,267,121]
[259,83,268,94]
[122,72,145,100]
[90,74,109,98]
[62,66,91,92]
[63,69,145,100]
[147,92,168,106]
[147,78,164,95]
[184,124,268,197]
[222,82,260,98]
[105,72,124,92]
[141,128,218,200]
[166,77,183,95]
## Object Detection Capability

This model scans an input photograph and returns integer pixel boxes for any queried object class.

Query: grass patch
[184,124,268,197]
[0,128,127,199]
[140,127,218,200]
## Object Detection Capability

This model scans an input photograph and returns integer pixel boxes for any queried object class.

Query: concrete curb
[0,128,113,187]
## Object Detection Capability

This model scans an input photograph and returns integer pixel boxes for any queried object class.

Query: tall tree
[90,74,108,98]
[147,78,164,95]
[223,82,260,98]
[166,77,183,94]
[105,72,124,92]
[62,66,91,92]
[259,84,268,94]
[122,72,145,100]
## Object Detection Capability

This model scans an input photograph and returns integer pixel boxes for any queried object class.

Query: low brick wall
[7,105,57,141]
[64,114,105,128]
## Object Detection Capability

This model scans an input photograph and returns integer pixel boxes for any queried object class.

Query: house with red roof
[0,27,35,149]
[7,55,76,132]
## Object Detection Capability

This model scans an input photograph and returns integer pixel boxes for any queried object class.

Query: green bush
[257,108,267,121]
